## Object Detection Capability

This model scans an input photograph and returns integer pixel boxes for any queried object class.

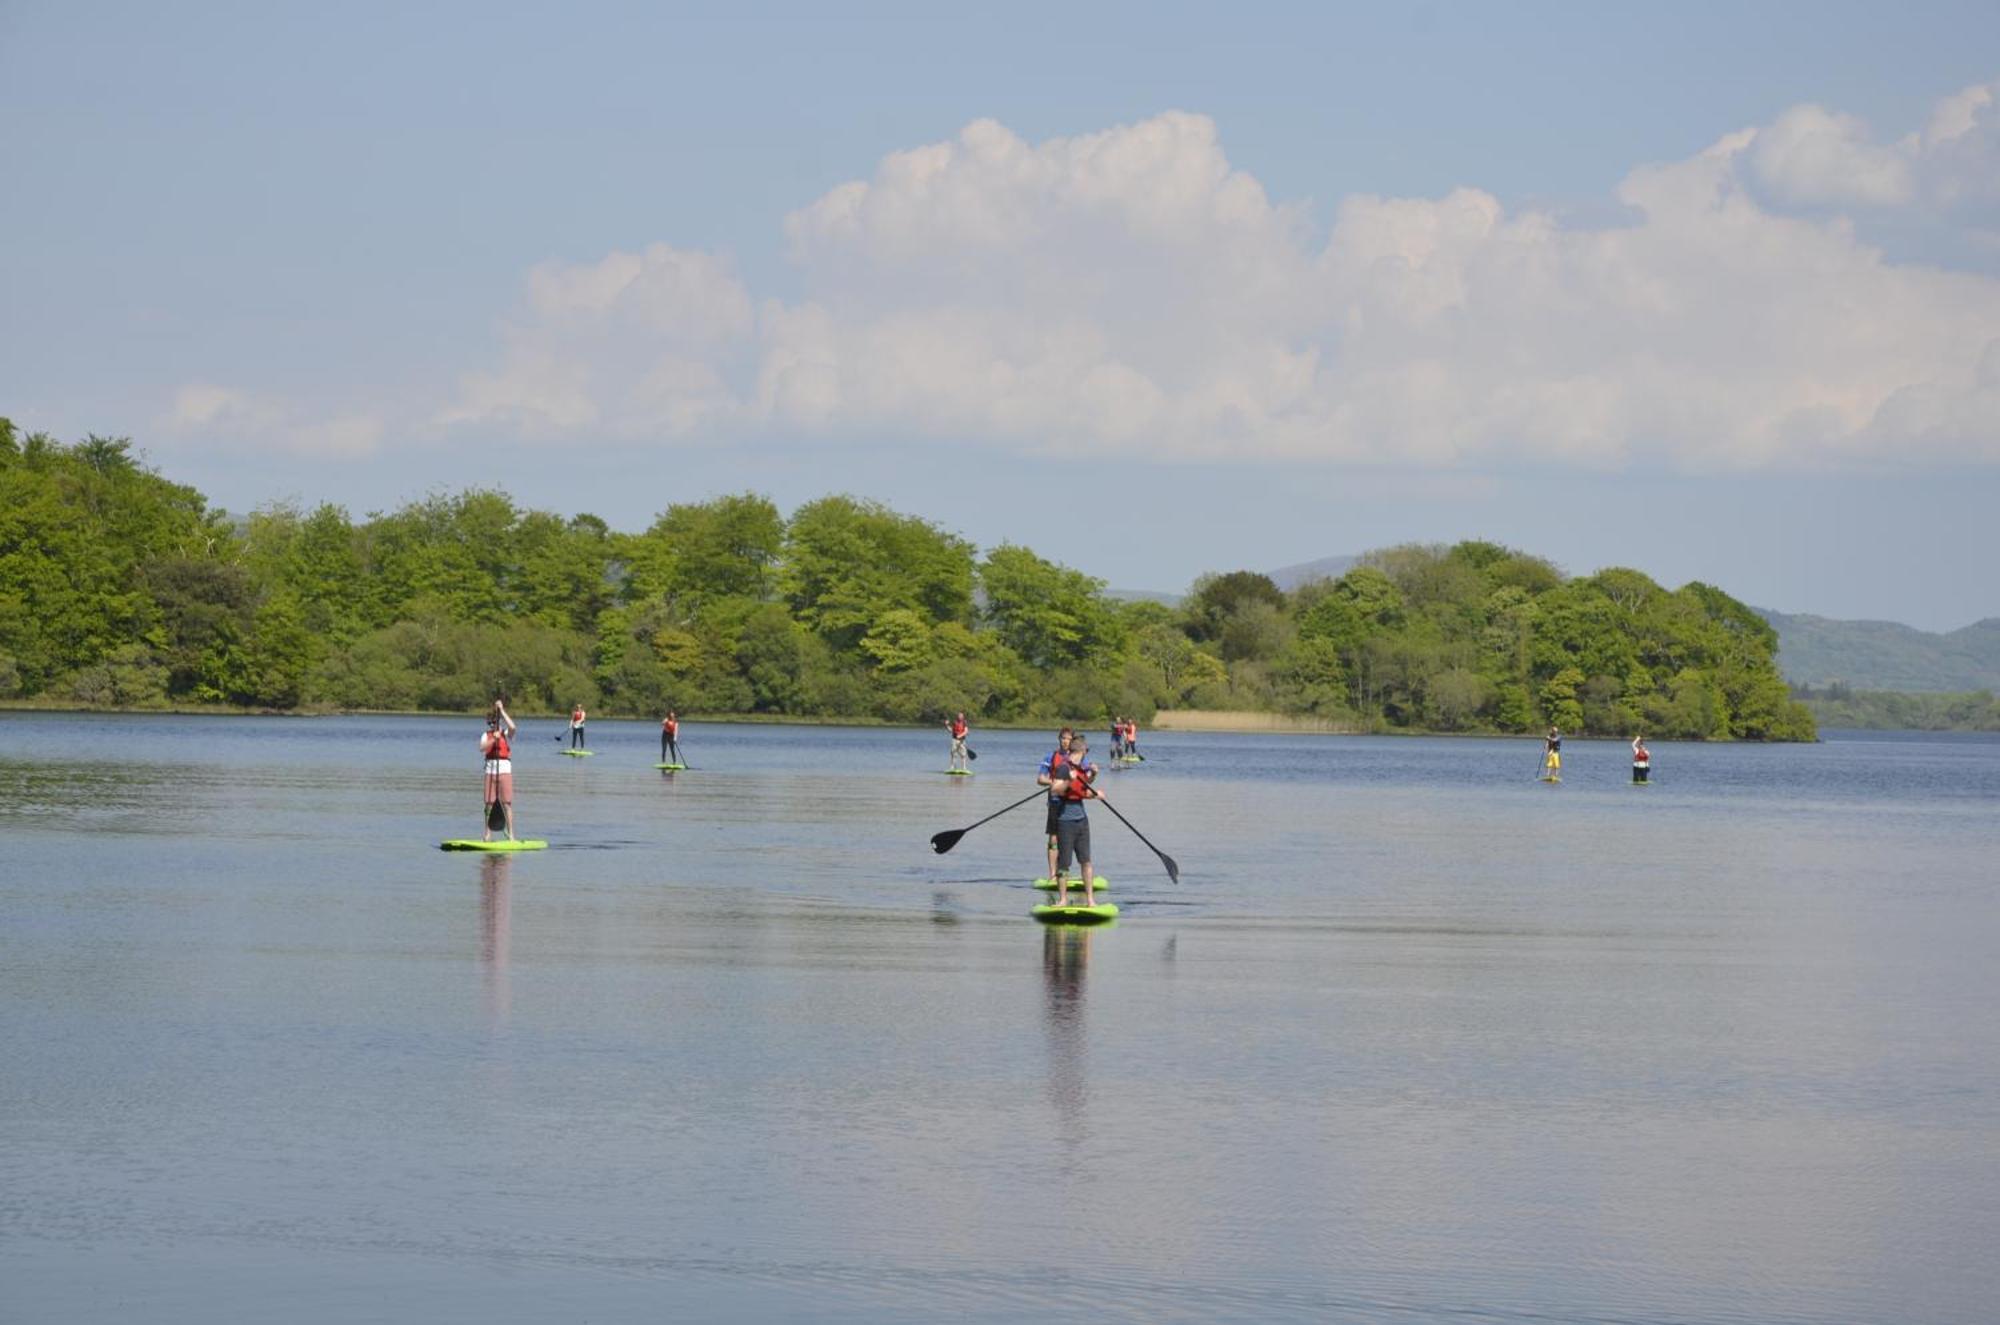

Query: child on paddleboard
[946,711,971,772]
[481,700,517,841]
[1048,734,1101,907]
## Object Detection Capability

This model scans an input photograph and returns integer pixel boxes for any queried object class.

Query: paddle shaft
[1090,793,1179,883]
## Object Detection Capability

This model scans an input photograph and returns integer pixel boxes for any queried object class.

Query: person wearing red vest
[480,700,518,841]
[661,710,681,766]
[946,711,970,772]
[569,703,587,750]
[1631,734,1651,784]
[1047,733,1101,906]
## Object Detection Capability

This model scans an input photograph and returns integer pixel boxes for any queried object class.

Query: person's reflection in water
[480,854,512,1029]
[1042,926,1092,1129]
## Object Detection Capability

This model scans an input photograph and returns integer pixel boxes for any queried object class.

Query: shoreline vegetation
[1,419,1815,741]
[1790,684,2000,732]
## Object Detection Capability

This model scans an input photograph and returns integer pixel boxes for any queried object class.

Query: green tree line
[1791,683,2000,731]
[0,419,1814,739]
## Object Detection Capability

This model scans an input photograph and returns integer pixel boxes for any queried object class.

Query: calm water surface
[2,714,1996,1322]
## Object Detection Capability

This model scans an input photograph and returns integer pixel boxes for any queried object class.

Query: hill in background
[1758,610,2000,692]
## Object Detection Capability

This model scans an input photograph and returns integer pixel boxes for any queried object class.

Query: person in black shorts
[1037,726,1075,881]
[1049,734,1101,906]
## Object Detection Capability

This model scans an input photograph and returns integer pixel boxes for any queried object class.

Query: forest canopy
[0,419,1815,739]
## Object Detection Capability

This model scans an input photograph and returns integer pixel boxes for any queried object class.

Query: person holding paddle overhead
[1631,733,1650,784]
[1048,733,1101,907]
[568,702,587,751]
[1542,726,1563,781]
[1037,726,1076,881]
[946,711,971,773]
[661,710,682,766]
[480,700,518,842]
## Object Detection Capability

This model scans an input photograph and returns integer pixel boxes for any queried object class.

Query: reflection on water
[480,854,511,1029]
[2,714,1998,1323]
[1041,926,1091,1124]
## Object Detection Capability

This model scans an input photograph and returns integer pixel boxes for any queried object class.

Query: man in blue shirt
[1036,727,1074,883]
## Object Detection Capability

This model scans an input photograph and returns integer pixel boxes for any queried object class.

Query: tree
[782,496,974,649]
[979,544,1118,669]
[1184,570,1285,643]
[624,493,782,606]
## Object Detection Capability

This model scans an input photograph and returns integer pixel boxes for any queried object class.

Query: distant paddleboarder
[1543,726,1563,781]
[569,702,587,751]
[1631,734,1650,784]
[1123,717,1139,759]
[481,701,518,842]
[1109,716,1124,760]
[947,711,971,772]
[661,710,681,766]
[1047,733,1102,907]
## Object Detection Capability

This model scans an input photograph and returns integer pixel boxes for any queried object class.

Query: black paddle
[966,745,978,761]
[930,788,1045,855]
[1090,793,1179,884]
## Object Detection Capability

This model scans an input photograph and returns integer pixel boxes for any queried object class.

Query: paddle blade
[930,829,966,855]
[1160,853,1180,885]
[487,801,507,831]
[966,747,978,760]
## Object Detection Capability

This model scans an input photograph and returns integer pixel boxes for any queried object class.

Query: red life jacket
[664,718,678,737]
[486,731,511,760]
[1061,759,1095,802]
[950,718,968,738]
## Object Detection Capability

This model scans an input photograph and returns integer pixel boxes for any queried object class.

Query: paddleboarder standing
[569,702,587,751]
[1049,733,1101,907]
[1037,726,1075,882]
[1543,726,1563,781]
[947,711,971,772]
[1123,717,1139,760]
[1631,734,1650,784]
[481,701,518,842]
[661,710,681,766]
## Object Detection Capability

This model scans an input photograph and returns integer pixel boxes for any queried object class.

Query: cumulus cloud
[432,84,2000,470]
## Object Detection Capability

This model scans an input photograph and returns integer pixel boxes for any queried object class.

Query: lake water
[2,713,1995,1322]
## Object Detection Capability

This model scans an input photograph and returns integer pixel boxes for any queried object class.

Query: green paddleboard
[563,749,594,757]
[1032,902,1118,924]
[654,763,688,770]
[440,839,548,852]
[943,769,973,776]
[1033,877,1110,890]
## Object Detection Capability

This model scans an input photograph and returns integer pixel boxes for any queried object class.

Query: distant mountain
[1106,587,1183,607]
[1268,554,1358,591]
[1760,609,2000,692]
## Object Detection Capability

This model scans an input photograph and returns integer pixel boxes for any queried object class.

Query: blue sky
[4,2,1998,629]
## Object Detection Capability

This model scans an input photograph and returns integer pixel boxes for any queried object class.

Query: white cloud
[432,86,2000,470]
[1748,104,1914,208]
